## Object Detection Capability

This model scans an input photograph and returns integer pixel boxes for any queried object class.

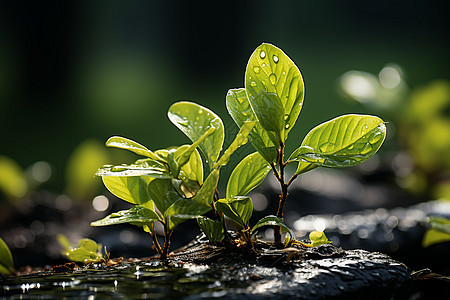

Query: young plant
[225,43,386,246]
[0,237,15,275]
[91,102,256,261]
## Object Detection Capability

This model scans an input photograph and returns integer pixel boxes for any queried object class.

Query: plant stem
[273,142,288,247]
[151,233,163,255]
[160,223,173,262]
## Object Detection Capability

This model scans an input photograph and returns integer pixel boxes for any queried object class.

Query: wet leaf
[226,88,278,163]
[105,136,161,160]
[213,120,256,169]
[226,152,271,198]
[0,237,14,275]
[196,216,224,243]
[96,159,171,178]
[148,179,182,214]
[101,175,153,206]
[175,146,203,185]
[216,196,253,228]
[308,231,332,247]
[290,114,386,174]
[251,215,296,242]
[166,169,219,229]
[57,235,104,264]
[90,205,161,227]
[168,102,224,167]
[245,43,305,142]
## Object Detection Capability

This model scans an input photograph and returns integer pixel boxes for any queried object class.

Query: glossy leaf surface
[58,235,104,264]
[196,216,224,243]
[251,215,296,242]
[175,146,203,185]
[226,152,271,198]
[90,205,161,227]
[105,136,161,160]
[291,114,386,174]
[216,196,253,228]
[226,88,278,163]
[0,237,14,275]
[168,102,224,166]
[96,159,170,178]
[166,169,219,229]
[213,120,256,169]
[148,179,182,214]
[101,176,153,206]
[245,43,305,142]
[308,231,332,247]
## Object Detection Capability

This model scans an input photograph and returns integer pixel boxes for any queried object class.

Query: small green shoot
[91,43,386,261]
[57,235,106,264]
[0,237,15,275]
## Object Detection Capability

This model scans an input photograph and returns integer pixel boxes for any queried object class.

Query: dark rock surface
[1,243,413,299]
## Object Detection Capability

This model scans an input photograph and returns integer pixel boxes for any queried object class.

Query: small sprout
[57,235,107,265]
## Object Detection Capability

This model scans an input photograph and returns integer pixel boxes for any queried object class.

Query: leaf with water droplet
[226,88,278,163]
[245,43,305,142]
[168,102,224,168]
[226,152,271,199]
[105,136,162,161]
[290,114,386,174]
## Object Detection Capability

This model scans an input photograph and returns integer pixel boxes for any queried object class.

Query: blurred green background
[0,0,449,200]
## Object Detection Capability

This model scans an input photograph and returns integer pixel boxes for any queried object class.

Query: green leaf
[96,159,171,178]
[216,196,253,228]
[251,215,296,242]
[245,43,305,141]
[0,237,14,275]
[226,88,278,163]
[213,120,256,169]
[101,176,153,206]
[290,114,386,174]
[148,179,182,214]
[90,205,161,227]
[176,146,203,185]
[57,235,104,264]
[165,169,219,229]
[196,216,224,243]
[308,231,332,247]
[175,128,215,172]
[429,216,450,234]
[422,228,450,248]
[226,152,271,198]
[168,102,224,166]
[105,136,161,160]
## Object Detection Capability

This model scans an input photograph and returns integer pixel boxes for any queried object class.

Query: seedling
[91,43,386,260]
[0,237,15,275]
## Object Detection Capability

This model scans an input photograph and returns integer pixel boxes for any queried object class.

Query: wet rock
[1,243,412,299]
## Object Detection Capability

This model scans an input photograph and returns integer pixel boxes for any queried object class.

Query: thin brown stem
[150,223,163,255]
[160,223,173,262]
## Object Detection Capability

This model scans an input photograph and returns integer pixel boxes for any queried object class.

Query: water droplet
[250,81,257,87]
[361,143,373,155]
[269,74,277,85]
[260,50,266,59]
[285,123,290,129]
[284,114,289,121]
[198,109,203,114]
[282,71,286,76]
[273,55,279,63]
[253,66,260,73]
[369,132,382,144]
[364,125,369,129]
[262,63,266,67]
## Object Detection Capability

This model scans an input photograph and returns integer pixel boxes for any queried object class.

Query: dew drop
[262,63,266,67]
[285,123,290,129]
[369,133,382,144]
[361,143,373,155]
[250,81,257,87]
[284,114,289,121]
[269,74,277,85]
[260,50,266,59]
[364,125,369,129]
[198,109,203,114]
[282,71,286,76]
[253,66,260,73]
[273,55,279,63]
